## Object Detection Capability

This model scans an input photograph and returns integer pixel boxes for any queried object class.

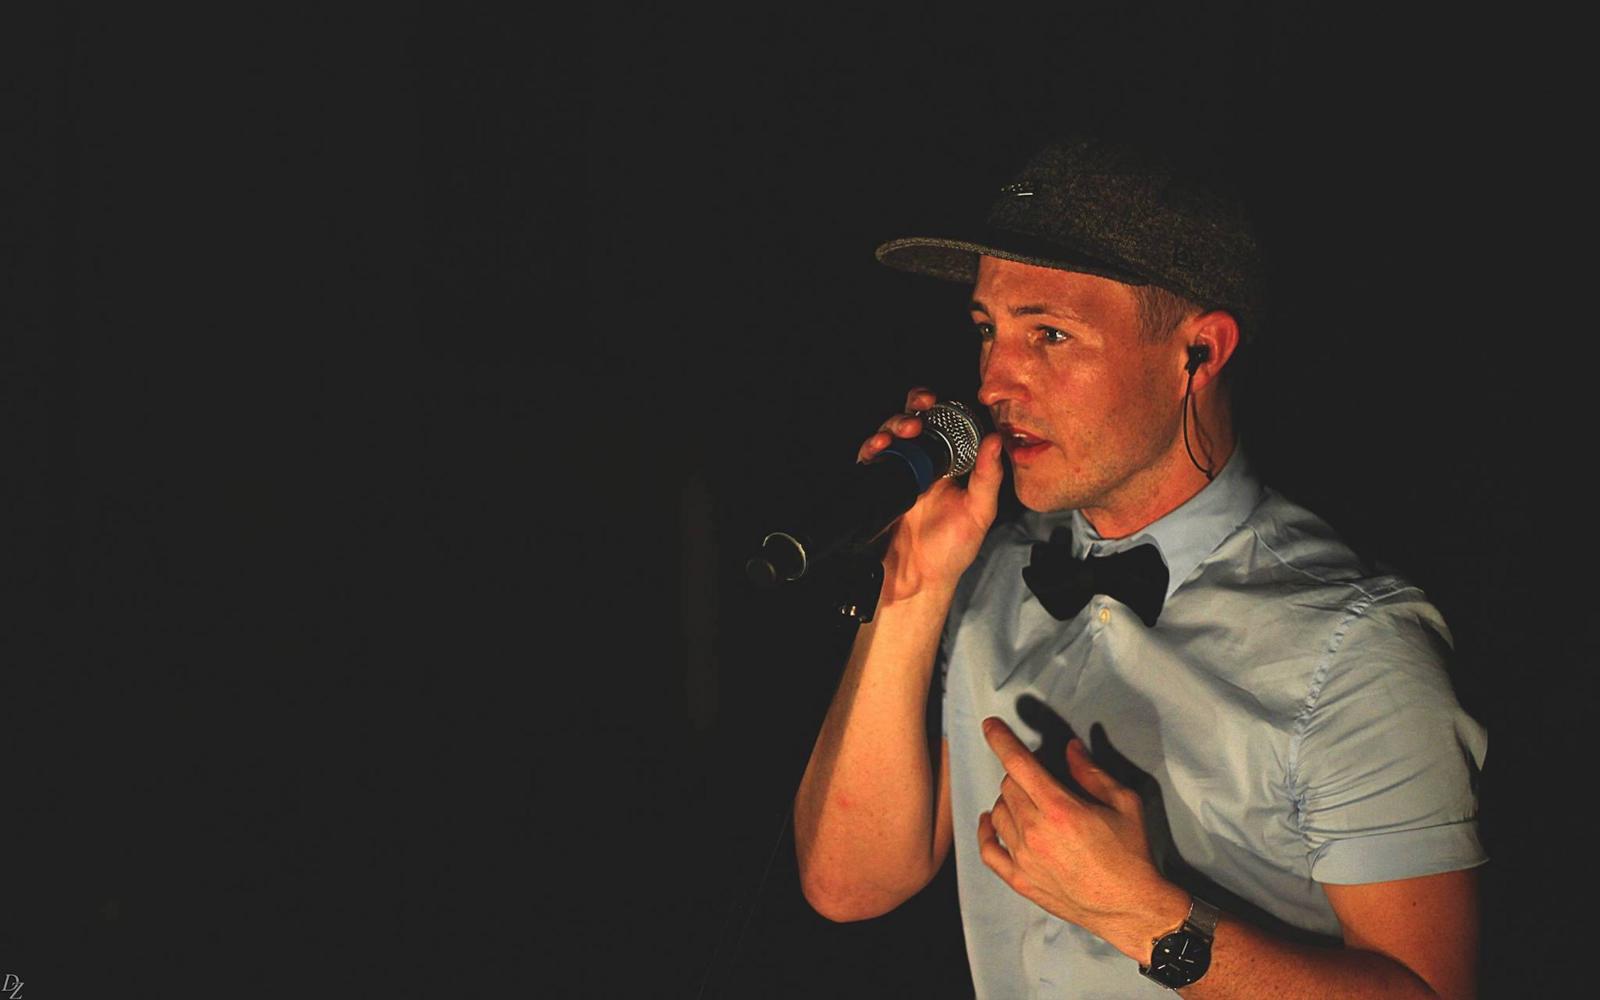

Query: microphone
[745,400,985,588]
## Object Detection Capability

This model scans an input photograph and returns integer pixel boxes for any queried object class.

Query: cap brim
[874,229,1151,287]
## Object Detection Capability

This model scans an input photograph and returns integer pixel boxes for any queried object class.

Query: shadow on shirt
[1015,693,1341,950]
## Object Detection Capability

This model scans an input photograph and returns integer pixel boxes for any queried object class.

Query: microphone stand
[695,544,886,998]
[822,544,885,624]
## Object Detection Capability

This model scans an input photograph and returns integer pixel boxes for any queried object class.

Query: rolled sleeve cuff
[1309,822,1488,885]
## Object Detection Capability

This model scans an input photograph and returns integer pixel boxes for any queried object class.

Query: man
[791,137,1486,998]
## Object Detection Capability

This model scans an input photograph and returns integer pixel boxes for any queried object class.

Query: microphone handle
[746,458,923,587]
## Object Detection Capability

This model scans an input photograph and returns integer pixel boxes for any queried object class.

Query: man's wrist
[1112,882,1194,963]
[874,574,961,615]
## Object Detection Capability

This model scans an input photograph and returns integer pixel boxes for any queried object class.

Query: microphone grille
[923,400,983,477]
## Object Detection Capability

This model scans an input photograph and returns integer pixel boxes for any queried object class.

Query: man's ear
[1181,311,1240,391]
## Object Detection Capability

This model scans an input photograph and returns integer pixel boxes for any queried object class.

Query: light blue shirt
[938,452,1487,999]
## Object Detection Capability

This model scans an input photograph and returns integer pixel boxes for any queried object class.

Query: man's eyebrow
[969,299,1087,321]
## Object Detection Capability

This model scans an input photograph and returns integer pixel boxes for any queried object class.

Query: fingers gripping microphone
[745,401,984,588]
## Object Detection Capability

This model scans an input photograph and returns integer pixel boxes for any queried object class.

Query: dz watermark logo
[1,974,21,998]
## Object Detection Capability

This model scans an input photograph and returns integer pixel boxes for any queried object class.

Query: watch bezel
[1141,927,1212,988]
[1140,897,1219,990]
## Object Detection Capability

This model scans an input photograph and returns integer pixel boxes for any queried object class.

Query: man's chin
[1011,477,1074,514]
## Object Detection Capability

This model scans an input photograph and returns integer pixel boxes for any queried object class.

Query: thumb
[964,433,1005,522]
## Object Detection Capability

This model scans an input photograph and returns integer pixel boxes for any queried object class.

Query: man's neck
[1079,432,1237,541]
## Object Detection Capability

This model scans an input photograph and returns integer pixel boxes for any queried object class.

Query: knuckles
[1040,800,1076,829]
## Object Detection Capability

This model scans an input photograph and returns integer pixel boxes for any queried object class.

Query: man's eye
[1040,327,1071,344]
[974,323,995,341]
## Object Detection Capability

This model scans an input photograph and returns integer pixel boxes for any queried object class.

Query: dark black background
[4,3,1554,997]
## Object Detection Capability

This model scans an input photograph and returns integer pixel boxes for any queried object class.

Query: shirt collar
[1023,449,1265,600]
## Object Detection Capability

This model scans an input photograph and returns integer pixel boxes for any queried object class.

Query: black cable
[695,802,795,1000]
[1181,367,1214,481]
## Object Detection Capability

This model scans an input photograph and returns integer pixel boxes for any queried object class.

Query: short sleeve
[1290,591,1488,885]
[935,600,960,740]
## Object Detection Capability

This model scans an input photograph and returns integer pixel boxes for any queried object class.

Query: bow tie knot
[1022,527,1168,627]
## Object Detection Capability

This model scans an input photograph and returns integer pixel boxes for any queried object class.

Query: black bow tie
[1022,527,1169,627]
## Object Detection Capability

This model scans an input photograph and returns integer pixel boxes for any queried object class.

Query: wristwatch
[1139,895,1220,990]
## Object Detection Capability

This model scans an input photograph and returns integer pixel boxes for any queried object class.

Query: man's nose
[977,338,1027,408]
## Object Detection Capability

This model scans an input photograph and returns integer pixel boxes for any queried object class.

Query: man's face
[972,256,1188,523]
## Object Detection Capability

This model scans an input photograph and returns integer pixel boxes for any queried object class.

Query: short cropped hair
[1132,284,1201,343]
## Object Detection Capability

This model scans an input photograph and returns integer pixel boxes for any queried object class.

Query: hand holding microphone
[866,389,1005,605]
[747,388,1004,605]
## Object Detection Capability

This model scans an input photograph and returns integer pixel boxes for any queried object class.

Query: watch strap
[1183,896,1220,938]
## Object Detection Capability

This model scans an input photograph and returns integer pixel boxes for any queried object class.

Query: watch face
[1147,930,1211,988]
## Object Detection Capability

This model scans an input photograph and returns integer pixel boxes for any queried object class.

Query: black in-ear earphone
[1182,344,1214,480]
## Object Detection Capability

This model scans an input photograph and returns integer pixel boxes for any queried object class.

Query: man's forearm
[793,585,954,921]
[1180,916,1457,1000]
[1091,886,1458,1000]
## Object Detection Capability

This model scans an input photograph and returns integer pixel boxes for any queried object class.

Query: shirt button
[1098,608,1110,623]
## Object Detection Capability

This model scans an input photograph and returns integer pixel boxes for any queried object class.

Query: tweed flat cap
[876,137,1266,340]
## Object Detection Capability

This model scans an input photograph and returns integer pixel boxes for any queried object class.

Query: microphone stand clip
[824,544,884,624]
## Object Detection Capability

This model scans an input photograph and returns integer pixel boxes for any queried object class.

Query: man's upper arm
[1323,868,1481,1000]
